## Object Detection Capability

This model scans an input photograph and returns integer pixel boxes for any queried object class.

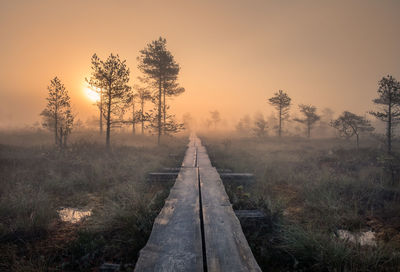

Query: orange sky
[0,0,399,128]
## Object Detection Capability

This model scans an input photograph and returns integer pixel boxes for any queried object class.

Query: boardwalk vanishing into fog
[134,134,261,272]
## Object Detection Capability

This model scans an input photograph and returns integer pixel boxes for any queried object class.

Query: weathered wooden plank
[219,173,254,180]
[192,138,211,168]
[234,210,266,219]
[181,136,197,168]
[199,158,261,272]
[148,172,254,183]
[147,172,179,182]
[162,167,182,172]
[135,162,202,271]
[197,146,212,168]
[199,167,261,272]
[135,135,260,272]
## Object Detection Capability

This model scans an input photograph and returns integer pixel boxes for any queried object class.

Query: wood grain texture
[197,141,261,272]
[135,137,203,272]
[135,135,261,272]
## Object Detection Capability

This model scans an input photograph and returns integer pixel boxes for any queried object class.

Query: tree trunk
[307,123,311,138]
[278,107,282,137]
[59,127,63,147]
[356,133,359,149]
[54,112,58,146]
[54,93,58,145]
[132,101,136,135]
[64,133,67,148]
[158,77,162,145]
[141,101,145,134]
[106,86,112,149]
[388,102,392,154]
[99,88,103,135]
[163,80,166,135]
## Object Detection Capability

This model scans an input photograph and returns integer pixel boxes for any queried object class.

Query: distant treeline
[230,75,400,153]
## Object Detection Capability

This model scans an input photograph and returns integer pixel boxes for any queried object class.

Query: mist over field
[1,0,400,271]
[1,0,400,130]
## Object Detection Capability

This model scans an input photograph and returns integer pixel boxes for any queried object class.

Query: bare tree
[253,112,268,137]
[316,107,335,137]
[138,37,183,144]
[59,109,74,147]
[85,79,104,135]
[98,87,103,135]
[163,113,185,135]
[209,110,221,129]
[128,92,139,134]
[236,115,252,135]
[87,53,131,148]
[293,104,320,138]
[163,80,185,134]
[267,112,278,132]
[182,113,194,131]
[330,111,374,149]
[268,90,291,137]
[40,77,74,147]
[369,75,400,154]
[134,84,152,134]
[321,108,334,122]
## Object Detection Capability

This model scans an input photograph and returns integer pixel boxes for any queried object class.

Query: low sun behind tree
[87,53,131,148]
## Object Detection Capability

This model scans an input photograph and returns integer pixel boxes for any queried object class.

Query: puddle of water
[337,229,376,246]
[58,208,92,223]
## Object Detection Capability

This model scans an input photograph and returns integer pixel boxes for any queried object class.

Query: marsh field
[0,130,187,271]
[1,129,400,271]
[202,134,400,271]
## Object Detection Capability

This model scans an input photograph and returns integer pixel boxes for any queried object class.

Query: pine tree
[268,90,291,137]
[162,80,185,133]
[137,37,183,144]
[40,77,74,147]
[369,75,400,154]
[293,104,320,138]
[330,111,374,149]
[134,83,152,134]
[87,53,131,148]
[253,112,268,137]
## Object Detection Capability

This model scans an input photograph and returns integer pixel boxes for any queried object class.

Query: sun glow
[84,87,100,102]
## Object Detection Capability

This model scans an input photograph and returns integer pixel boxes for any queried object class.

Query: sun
[84,87,100,102]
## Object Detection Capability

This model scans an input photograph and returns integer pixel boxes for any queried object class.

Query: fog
[1,0,399,129]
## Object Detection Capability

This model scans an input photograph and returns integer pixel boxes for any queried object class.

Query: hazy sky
[0,0,399,128]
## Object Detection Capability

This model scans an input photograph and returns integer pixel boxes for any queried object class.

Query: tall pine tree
[87,53,131,148]
[369,75,400,154]
[268,90,291,137]
[137,37,184,144]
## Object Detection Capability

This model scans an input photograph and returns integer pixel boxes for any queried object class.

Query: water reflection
[337,229,376,246]
[58,208,92,223]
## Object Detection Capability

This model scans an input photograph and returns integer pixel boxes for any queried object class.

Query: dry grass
[0,130,187,271]
[202,134,400,271]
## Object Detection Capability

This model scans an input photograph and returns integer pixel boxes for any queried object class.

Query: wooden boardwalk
[135,135,261,272]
